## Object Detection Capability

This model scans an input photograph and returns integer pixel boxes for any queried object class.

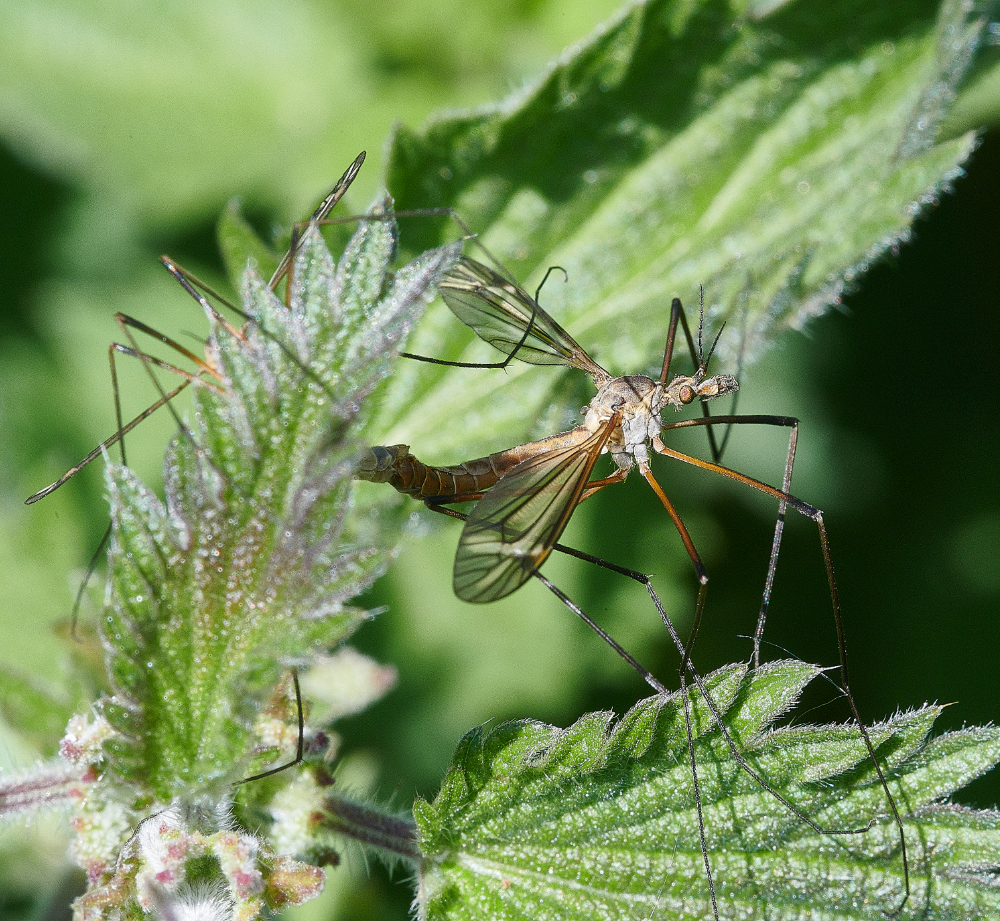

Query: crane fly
[358,253,910,915]
[360,256,739,609]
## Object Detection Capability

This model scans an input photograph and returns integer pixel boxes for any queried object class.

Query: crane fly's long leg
[533,524,719,917]
[269,150,367,291]
[159,258,247,341]
[25,313,225,635]
[659,296,728,463]
[115,312,223,378]
[78,319,228,634]
[639,463,709,583]
[235,671,306,785]
[658,298,684,385]
[520,531,872,824]
[556,531,887,848]
[26,302,229,507]
[661,413,800,669]
[576,466,628,501]
[107,307,227,466]
[27,272,239,641]
[637,462,709,673]
[65,523,112,642]
[633,437,899,910]
[107,343,222,397]
[651,425,911,914]
[24,377,191,505]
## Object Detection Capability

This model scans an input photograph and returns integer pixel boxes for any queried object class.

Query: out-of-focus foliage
[0,0,998,919]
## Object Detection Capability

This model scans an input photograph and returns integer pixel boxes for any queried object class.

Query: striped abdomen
[356,427,593,501]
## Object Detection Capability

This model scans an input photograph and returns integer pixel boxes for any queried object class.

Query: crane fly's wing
[440,256,608,381]
[453,423,614,603]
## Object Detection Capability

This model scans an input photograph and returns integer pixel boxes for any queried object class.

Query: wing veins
[453,420,617,602]
[440,256,608,381]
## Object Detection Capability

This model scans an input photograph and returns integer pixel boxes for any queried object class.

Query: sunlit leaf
[415,662,1000,921]
[379,0,988,457]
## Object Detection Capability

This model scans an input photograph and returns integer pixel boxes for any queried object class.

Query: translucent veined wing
[440,257,609,382]
[452,420,616,603]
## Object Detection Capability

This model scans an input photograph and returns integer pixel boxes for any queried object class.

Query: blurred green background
[0,1,997,918]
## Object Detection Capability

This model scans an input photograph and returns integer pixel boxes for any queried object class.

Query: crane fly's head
[662,371,739,411]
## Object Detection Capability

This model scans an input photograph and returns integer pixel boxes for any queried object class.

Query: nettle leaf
[414,661,1000,921]
[377,0,987,456]
[0,664,76,755]
[101,218,460,800]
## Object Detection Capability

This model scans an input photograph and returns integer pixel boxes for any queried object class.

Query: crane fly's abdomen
[357,428,595,502]
[357,444,524,500]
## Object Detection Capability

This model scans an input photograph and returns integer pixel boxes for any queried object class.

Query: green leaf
[0,666,74,755]
[0,0,614,236]
[100,218,460,799]
[377,0,988,458]
[415,661,1000,921]
[0,1,380,224]
[217,199,281,289]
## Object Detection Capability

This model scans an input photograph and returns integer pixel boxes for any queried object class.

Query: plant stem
[323,794,421,862]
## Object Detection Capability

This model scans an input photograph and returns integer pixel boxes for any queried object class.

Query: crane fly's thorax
[581,369,739,472]
[583,374,662,469]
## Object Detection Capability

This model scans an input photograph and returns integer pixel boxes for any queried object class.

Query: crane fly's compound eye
[679,385,695,404]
